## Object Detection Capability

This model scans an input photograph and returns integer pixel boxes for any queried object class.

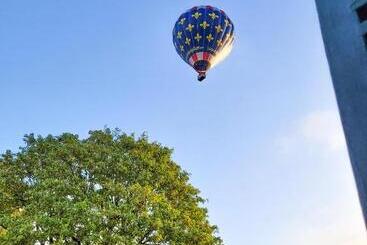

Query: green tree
[0,129,222,245]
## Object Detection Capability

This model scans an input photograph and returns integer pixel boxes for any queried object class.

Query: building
[315,0,367,227]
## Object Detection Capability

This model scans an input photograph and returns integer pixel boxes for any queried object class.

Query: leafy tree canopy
[0,129,222,245]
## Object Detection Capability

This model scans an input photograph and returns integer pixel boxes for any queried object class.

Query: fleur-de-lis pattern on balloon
[172,6,234,68]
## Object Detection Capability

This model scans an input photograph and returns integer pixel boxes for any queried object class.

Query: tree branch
[139,229,154,244]
[72,236,81,245]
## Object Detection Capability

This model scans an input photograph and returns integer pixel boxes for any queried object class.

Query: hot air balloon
[173,6,234,82]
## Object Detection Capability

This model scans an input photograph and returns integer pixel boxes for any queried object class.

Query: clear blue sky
[1,1,366,244]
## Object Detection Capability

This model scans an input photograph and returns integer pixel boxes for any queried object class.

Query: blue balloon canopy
[173,6,234,81]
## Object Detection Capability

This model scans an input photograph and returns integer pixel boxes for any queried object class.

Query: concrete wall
[315,0,367,228]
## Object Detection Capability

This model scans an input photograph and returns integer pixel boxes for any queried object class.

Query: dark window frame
[364,33,367,47]
[356,3,367,22]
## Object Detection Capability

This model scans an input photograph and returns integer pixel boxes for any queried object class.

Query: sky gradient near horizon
[1,1,366,244]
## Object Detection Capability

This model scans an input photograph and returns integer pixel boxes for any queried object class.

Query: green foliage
[0,129,222,245]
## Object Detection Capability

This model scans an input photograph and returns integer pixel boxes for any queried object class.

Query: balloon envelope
[172,6,234,81]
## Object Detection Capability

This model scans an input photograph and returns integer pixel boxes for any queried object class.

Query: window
[364,33,367,46]
[357,4,367,22]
